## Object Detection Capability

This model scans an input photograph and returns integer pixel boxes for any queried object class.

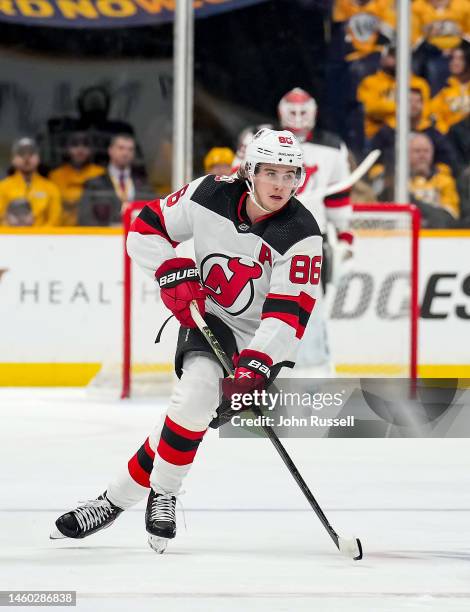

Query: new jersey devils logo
[296,164,318,195]
[201,254,263,315]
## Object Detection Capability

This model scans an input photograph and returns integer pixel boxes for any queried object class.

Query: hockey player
[278,87,354,377]
[51,129,323,553]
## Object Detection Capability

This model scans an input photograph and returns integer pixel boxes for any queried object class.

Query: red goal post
[122,201,160,399]
[121,201,420,398]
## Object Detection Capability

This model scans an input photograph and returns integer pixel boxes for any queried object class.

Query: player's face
[253,164,297,211]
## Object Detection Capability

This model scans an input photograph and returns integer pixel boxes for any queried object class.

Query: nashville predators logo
[201,254,263,316]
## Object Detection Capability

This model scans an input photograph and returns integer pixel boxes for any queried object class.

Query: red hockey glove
[222,349,273,403]
[155,257,206,328]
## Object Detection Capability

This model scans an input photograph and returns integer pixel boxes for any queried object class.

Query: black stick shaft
[190,303,341,551]
[250,402,339,549]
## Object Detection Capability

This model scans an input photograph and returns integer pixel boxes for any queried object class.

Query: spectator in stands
[446,79,470,224]
[457,166,470,225]
[327,1,395,154]
[357,44,431,139]
[4,199,34,227]
[457,165,470,226]
[78,134,153,226]
[412,0,469,94]
[49,132,105,226]
[430,42,470,133]
[203,147,235,176]
[448,113,470,171]
[333,0,396,85]
[348,151,376,202]
[0,138,62,227]
[408,132,459,227]
[369,87,458,178]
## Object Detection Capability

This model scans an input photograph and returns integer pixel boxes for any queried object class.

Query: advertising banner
[0,229,469,384]
[0,0,269,29]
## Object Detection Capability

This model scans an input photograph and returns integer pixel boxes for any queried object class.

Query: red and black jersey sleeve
[130,199,179,248]
[324,188,351,211]
[262,291,316,340]
[127,176,205,280]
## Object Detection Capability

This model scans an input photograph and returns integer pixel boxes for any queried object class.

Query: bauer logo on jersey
[158,268,199,288]
[201,254,263,316]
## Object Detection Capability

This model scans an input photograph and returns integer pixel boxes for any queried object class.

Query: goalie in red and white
[50,128,323,553]
[278,87,354,376]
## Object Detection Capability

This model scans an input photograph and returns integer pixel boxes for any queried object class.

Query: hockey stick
[189,301,363,561]
[323,149,380,197]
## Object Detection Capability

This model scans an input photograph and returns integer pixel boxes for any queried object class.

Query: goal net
[88,202,179,399]
[328,203,420,378]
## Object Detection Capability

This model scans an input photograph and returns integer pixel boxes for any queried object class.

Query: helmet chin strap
[245,178,272,213]
[245,176,299,215]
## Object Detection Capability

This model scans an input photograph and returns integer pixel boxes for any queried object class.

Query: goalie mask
[278,88,318,142]
[241,128,305,213]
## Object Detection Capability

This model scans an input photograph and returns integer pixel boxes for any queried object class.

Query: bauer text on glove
[155,257,206,328]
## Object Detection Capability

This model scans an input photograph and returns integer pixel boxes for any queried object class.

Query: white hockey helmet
[236,123,274,160]
[241,128,305,210]
[278,87,318,139]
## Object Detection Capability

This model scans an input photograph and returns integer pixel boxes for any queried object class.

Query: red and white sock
[150,416,207,494]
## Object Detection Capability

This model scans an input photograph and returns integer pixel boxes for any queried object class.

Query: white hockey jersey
[127,175,323,367]
[295,132,353,242]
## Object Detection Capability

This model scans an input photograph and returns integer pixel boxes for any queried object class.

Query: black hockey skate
[50,492,123,540]
[145,490,176,554]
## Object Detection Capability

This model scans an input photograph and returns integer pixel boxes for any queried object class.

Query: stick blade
[338,536,363,561]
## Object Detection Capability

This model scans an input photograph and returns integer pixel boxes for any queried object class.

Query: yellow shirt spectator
[357,69,431,137]
[203,147,235,176]
[0,171,62,227]
[409,132,460,218]
[49,163,105,226]
[431,76,470,131]
[410,170,460,217]
[412,0,470,51]
[333,0,396,60]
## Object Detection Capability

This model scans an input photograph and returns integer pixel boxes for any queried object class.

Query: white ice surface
[0,388,469,612]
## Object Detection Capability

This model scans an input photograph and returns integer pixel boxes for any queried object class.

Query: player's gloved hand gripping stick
[155,257,206,328]
[222,350,272,400]
[189,301,363,561]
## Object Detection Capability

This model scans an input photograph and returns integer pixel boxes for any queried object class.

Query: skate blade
[49,527,66,540]
[148,534,169,554]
